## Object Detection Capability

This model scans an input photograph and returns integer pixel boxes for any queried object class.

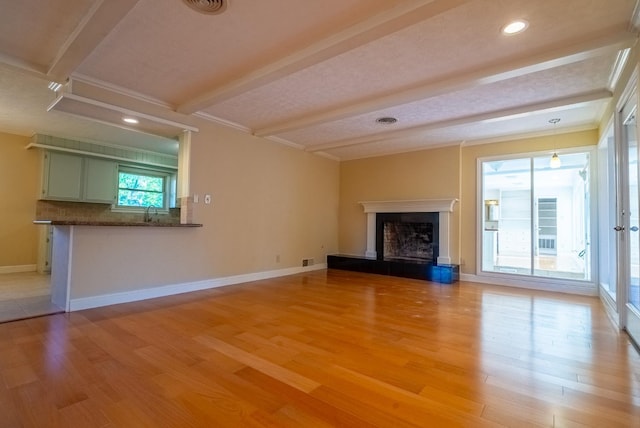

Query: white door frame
[615,66,640,343]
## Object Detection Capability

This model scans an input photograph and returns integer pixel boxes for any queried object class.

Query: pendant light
[549,118,561,169]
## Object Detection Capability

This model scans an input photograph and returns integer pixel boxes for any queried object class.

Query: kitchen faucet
[144,205,156,222]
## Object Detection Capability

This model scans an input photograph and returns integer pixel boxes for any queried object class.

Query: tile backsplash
[35,200,180,224]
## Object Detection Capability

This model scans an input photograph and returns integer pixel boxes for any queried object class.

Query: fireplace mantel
[360,199,457,214]
[359,198,458,264]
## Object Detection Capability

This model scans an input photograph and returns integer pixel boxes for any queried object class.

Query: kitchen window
[116,166,173,210]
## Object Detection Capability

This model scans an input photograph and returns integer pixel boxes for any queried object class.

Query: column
[365,212,377,258]
[437,211,452,265]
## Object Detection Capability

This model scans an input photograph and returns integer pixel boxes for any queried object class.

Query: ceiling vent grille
[376,117,398,125]
[182,0,227,15]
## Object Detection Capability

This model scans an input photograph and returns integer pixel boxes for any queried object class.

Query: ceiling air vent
[182,0,227,15]
[376,117,398,125]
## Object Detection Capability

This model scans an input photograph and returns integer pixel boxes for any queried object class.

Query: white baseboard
[0,264,37,274]
[459,273,598,296]
[598,283,620,328]
[69,263,327,311]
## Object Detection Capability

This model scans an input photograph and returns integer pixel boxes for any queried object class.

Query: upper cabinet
[41,151,117,204]
[84,157,117,203]
[42,151,83,201]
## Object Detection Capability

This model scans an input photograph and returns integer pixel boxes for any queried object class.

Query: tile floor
[0,272,64,323]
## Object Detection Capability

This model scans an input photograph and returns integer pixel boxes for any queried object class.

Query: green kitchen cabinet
[42,151,117,204]
[42,151,83,201]
[84,157,117,203]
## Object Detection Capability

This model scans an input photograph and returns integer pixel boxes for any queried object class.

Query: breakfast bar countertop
[33,220,203,227]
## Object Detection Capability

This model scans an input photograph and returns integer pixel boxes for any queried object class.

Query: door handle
[614,226,625,231]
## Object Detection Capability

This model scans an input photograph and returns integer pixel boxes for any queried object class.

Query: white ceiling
[0,0,637,160]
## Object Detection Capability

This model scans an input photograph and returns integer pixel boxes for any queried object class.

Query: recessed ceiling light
[123,117,139,124]
[376,117,398,125]
[501,19,529,35]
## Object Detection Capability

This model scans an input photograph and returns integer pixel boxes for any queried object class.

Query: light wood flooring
[1,269,639,427]
[0,272,63,323]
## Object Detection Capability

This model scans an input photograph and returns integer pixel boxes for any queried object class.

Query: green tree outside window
[118,171,165,208]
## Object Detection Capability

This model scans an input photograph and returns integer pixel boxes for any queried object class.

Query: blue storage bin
[430,264,459,284]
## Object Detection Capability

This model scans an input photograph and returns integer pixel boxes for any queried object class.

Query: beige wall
[65,119,340,299]
[460,130,598,274]
[188,120,340,277]
[0,132,39,268]
[338,145,461,258]
[68,226,209,299]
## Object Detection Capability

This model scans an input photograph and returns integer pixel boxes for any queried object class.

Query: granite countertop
[33,220,202,227]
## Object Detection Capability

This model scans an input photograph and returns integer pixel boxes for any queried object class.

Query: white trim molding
[360,199,458,214]
[599,284,620,328]
[359,198,458,264]
[0,264,36,274]
[460,273,598,296]
[69,263,327,311]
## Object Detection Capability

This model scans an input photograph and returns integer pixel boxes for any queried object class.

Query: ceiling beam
[47,0,141,82]
[176,0,471,114]
[256,29,635,138]
[306,89,612,152]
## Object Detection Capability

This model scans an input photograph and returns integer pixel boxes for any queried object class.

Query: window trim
[113,165,174,213]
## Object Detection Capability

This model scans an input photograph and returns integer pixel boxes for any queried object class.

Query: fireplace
[327,199,458,282]
[361,199,457,265]
[376,212,439,262]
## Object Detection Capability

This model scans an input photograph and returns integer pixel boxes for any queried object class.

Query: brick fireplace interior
[376,212,439,262]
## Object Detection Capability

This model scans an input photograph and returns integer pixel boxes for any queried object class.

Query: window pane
[482,158,532,275]
[597,128,616,298]
[119,172,164,192]
[533,153,590,280]
[625,112,640,310]
[118,189,164,208]
[117,170,166,208]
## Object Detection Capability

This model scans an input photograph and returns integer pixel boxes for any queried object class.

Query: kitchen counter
[34,220,203,312]
[34,220,202,227]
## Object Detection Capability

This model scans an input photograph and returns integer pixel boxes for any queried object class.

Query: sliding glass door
[481,151,592,281]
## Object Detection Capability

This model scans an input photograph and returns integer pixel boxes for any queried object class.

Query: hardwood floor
[0,269,639,427]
